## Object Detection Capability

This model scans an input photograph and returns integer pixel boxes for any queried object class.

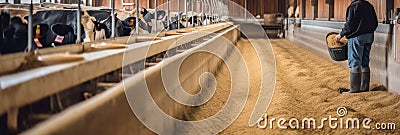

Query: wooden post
[301,0,305,19]
[312,0,318,20]
[386,0,394,23]
[328,0,334,21]
[7,109,19,132]
[285,0,289,17]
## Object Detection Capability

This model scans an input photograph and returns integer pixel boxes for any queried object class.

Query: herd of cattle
[0,3,220,54]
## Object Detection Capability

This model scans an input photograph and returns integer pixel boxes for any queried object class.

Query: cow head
[123,17,137,27]
[142,10,167,32]
[32,23,49,48]
[81,11,97,42]
[51,23,76,45]
[140,8,148,17]
[1,15,28,54]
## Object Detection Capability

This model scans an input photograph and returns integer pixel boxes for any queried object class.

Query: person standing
[335,0,378,93]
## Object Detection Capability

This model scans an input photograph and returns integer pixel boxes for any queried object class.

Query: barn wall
[317,0,329,19]
[286,20,400,94]
[333,0,351,20]
[93,0,287,17]
[369,0,386,22]
[298,0,303,18]
[305,0,313,19]
[230,0,286,16]
[96,0,183,10]
[296,0,388,21]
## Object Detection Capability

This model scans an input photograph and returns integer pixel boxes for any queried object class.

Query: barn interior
[0,0,400,134]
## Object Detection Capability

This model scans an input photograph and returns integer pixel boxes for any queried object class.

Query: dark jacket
[340,0,378,38]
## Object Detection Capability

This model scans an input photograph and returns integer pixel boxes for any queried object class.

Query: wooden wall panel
[299,0,303,18]
[96,0,186,11]
[332,0,386,21]
[93,0,287,17]
[333,0,351,19]
[396,0,400,9]
[317,0,329,18]
[369,0,386,22]
[305,0,313,19]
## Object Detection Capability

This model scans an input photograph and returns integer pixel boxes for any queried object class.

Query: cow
[0,11,28,54]
[86,10,131,38]
[122,7,154,35]
[141,10,166,33]
[27,10,86,48]
[167,14,186,30]
[186,16,203,27]
[29,9,131,47]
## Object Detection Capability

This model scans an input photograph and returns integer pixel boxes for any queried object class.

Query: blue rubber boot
[342,67,362,94]
[360,67,370,92]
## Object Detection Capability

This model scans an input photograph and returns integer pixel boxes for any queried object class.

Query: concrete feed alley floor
[183,38,400,134]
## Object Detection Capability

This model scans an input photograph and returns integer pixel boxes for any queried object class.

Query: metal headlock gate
[0,23,239,133]
[23,24,240,134]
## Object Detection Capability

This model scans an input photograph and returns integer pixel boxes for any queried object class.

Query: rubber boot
[360,67,370,92]
[342,67,362,94]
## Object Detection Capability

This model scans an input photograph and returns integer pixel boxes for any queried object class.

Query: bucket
[326,32,348,61]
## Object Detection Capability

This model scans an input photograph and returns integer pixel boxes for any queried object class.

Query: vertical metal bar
[178,0,181,29]
[76,0,81,44]
[167,0,170,30]
[208,0,211,24]
[244,0,247,23]
[201,0,204,26]
[206,0,211,25]
[213,0,215,24]
[154,0,157,32]
[209,0,212,24]
[185,0,188,27]
[213,0,216,23]
[191,0,194,27]
[135,0,139,34]
[197,0,200,26]
[27,0,33,52]
[205,0,208,25]
[111,0,115,38]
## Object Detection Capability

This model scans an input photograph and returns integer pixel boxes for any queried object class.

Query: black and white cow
[142,10,167,33]
[167,14,186,30]
[27,10,89,48]
[86,10,130,38]
[0,12,28,54]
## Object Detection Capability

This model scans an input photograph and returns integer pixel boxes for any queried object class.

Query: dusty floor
[185,38,400,134]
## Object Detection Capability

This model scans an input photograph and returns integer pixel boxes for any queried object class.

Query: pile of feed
[326,33,348,48]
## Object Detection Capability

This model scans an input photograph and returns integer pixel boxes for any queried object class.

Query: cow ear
[90,17,96,22]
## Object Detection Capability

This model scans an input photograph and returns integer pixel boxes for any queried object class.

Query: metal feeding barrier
[24,24,240,135]
[0,0,234,132]
[0,23,233,133]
